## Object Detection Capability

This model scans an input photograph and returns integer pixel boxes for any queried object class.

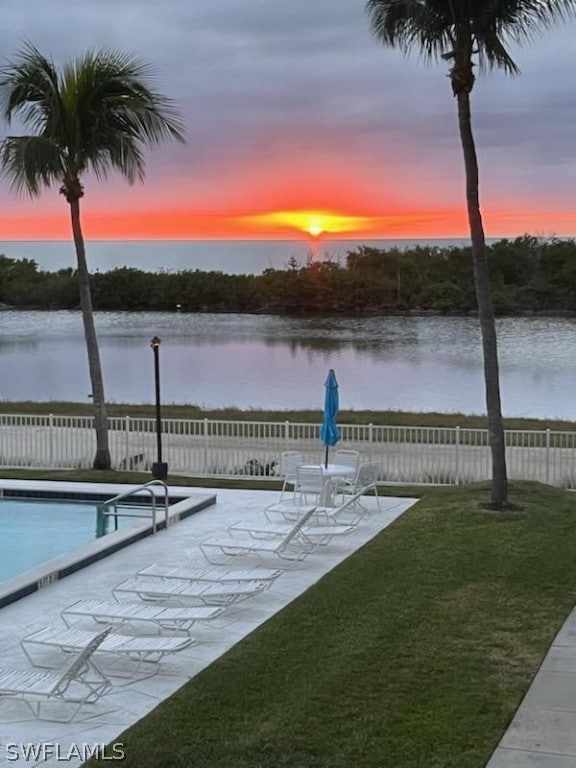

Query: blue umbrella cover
[319,369,340,467]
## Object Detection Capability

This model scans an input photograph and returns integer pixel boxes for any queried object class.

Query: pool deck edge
[0,481,216,610]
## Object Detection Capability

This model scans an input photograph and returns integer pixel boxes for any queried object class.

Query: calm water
[1,310,574,419]
[0,498,131,582]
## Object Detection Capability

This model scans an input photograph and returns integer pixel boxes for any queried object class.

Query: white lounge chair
[112,576,268,606]
[61,599,224,636]
[21,625,195,678]
[137,563,284,582]
[200,507,319,564]
[0,627,112,722]
[229,516,355,547]
[266,490,368,526]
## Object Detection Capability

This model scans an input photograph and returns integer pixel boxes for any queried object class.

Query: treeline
[1,236,576,315]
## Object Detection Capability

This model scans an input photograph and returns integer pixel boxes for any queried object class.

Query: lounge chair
[61,599,224,636]
[111,576,269,606]
[200,507,319,564]
[265,490,368,526]
[228,516,355,547]
[21,625,195,678]
[0,627,112,722]
[137,563,284,582]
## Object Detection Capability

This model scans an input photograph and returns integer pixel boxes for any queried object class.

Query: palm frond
[0,135,63,196]
[367,0,455,60]
[366,0,576,72]
[84,134,146,184]
[0,42,65,132]
[65,48,185,144]
[0,45,185,195]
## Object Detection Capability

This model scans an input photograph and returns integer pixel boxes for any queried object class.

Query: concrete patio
[0,486,416,767]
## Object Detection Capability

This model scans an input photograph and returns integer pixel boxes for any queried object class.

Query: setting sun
[307,218,324,237]
[239,210,381,238]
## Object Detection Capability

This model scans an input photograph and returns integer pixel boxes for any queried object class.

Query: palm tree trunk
[68,198,111,470]
[456,89,508,508]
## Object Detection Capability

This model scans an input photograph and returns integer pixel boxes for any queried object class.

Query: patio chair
[294,465,325,504]
[334,461,382,512]
[279,451,304,502]
[137,563,284,583]
[61,599,224,636]
[200,506,319,564]
[0,626,112,722]
[111,575,269,606]
[21,625,195,678]
[333,449,361,474]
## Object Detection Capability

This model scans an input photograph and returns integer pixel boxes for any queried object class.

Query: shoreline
[1,304,576,319]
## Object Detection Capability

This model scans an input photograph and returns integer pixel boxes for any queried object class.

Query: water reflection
[0,310,575,417]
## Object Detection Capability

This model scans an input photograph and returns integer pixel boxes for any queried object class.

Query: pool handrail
[98,480,169,534]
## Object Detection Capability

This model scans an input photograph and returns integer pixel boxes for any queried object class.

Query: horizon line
[0,234,573,244]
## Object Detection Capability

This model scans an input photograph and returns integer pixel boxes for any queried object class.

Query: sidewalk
[487,607,576,767]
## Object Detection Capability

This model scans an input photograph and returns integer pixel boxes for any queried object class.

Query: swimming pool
[0,498,135,583]
[0,481,217,609]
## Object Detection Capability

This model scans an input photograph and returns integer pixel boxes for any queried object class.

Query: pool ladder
[96,480,169,536]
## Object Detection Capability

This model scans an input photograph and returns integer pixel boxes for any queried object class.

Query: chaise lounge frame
[61,599,224,636]
[21,625,196,678]
[0,627,112,722]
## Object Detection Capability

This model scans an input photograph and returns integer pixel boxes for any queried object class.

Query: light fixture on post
[150,336,168,481]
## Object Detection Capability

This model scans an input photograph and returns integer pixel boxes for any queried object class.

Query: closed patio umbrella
[319,369,340,468]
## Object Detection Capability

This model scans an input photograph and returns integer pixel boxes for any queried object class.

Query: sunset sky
[0,0,575,241]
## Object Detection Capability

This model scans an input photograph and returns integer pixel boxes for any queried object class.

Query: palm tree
[365,0,576,508]
[0,45,185,469]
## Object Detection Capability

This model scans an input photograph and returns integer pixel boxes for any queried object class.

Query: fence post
[545,428,551,484]
[124,416,130,471]
[454,426,460,485]
[368,423,373,462]
[204,418,209,473]
[48,413,54,468]
[285,420,291,452]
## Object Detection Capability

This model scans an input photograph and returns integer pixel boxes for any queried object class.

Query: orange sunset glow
[0,204,574,241]
[0,2,574,250]
[0,102,574,242]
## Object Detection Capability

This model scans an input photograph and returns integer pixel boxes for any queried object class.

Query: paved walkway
[0,486,416,767]
[487,607,576,767]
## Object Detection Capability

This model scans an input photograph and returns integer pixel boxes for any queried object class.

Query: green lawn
[83,481,576,768]
[0,467,281,491]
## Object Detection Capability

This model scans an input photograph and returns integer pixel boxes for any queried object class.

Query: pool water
[0,498,135,583]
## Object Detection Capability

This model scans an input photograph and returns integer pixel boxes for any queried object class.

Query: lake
[1,310,574,419]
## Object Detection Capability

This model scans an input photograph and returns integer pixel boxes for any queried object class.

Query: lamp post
[150,336,168,481]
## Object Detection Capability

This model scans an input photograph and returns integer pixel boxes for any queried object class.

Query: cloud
[0,0,573,233]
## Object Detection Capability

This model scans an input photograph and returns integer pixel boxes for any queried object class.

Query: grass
[0,467,282,490]
[84,481,576,768]
[1,400,575,431]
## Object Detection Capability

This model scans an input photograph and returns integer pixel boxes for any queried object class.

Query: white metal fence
[2,413,576,487]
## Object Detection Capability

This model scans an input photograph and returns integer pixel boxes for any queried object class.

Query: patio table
[300,463,356,506]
